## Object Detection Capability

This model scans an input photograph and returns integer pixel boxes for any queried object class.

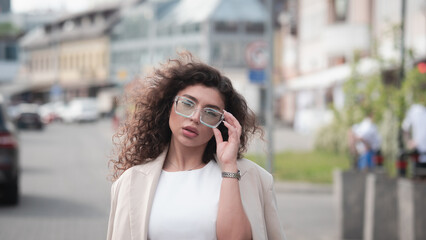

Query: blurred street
[0,120,112,239]
[0,119,336,240]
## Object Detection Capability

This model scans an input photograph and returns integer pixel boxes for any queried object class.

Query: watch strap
[222,170,241,180]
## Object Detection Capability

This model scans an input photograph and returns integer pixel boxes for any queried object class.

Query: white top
[148,160,222,240]
[352,117,381,154]
[402,104,426,161]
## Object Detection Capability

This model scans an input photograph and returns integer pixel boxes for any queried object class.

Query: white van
[62,98,99,123]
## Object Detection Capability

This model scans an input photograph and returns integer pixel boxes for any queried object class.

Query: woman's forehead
[178,85,225,108]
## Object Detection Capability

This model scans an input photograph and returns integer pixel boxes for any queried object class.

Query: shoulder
[238,158,270,174]
[406,104,424,117]
[237,158,274,186]
[111,165,145,190]
[402,105,419,128]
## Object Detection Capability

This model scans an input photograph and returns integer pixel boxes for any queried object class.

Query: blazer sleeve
[106,181,118,240]
[264,175,286,240]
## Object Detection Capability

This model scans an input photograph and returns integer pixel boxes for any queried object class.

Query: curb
[274,181,333,194]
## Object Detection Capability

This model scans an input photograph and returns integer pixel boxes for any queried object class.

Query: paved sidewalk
[275,181,338,240]
[275,181,333,194]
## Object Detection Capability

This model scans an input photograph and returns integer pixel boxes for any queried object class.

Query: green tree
[0,22,21,37]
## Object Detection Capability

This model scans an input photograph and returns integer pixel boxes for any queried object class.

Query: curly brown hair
[110,52,262,181]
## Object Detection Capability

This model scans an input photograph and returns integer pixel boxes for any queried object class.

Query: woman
[107,53,285,240]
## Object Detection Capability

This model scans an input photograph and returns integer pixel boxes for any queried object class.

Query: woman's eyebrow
[182,94,222,110]
[205,104,221,111]
[182,94,198,102]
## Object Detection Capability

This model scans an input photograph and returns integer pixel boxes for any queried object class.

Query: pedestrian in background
[402,102,426,178]
[348,111,382,170]
[107,52,285,240]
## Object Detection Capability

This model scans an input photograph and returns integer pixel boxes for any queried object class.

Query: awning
[277,58,380,94]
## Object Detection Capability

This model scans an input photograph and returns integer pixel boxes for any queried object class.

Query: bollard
[413,181,426,239]
[398,178,414,240]
[363,173,398,240]
[335,169,367,240]
[397,178,426,240]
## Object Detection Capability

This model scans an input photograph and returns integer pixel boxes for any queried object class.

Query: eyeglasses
[174,96,224,128]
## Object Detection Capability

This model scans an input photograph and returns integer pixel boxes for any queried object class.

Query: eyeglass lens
[175,97,223,127]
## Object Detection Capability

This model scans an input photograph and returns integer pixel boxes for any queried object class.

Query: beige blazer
[107,149,286,240]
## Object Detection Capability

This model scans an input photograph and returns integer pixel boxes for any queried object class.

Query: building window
[63,20,75,32]
[5,44,17,60]
[329,55,346,67]
[215,21,238,33]
[182,23,201,34]
[330,0,348,23]
[325,87,334,106]
[95,14,105,25]
[81,17,91,27]
[245,22,264,34]
[211,41,242,66]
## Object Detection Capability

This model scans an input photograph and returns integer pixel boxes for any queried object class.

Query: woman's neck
[164,138,207,171]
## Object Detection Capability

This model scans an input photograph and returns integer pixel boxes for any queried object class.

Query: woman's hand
[214,111,252,240]
[213,110,241,172]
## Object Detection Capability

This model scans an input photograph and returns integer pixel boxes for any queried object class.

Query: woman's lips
[182,126,199,138]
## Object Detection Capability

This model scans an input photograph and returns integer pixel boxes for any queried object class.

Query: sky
[11,0,116,13]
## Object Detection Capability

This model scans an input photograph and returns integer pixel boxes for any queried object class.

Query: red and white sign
[245,41,268,69]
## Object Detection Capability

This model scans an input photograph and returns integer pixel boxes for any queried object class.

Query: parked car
[62,98,100,123]
[0,95,20,204]
[39,101,65,124]
[14,103,43,130]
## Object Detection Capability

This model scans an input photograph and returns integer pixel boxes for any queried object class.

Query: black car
[0,96,20,204]
[16,112,44,130]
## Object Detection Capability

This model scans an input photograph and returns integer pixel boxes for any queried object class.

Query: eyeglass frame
[173,96,225,128]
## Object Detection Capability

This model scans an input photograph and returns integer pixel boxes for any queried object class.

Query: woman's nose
[190,109,201,124]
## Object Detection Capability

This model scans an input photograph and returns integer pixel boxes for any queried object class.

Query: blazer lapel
[129,149,167,240]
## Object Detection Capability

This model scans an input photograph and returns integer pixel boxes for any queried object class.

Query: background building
[17,4,122,103]
[0,0,10,14]
[0,19,21,85]
[277,0,426,133]
[0,0,62,97]
[0,10,67,98]
[12,0,270,116]
[110,0,267,115]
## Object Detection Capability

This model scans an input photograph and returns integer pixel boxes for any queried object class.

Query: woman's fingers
[224,110,241,130]
[213,128,223,145]
[223,111,242,141]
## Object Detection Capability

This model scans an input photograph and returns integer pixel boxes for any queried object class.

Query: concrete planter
[334,170,367,240]
[363,173,398,240]
[335,169,426,240]
[397,179,426,240]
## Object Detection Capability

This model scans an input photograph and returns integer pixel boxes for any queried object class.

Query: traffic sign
[249,69,266,84]
[245,41,268,69]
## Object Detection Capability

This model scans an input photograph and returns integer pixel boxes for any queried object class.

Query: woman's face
[169,84,225,148]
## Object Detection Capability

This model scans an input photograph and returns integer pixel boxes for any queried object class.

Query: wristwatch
[222,170,241,181]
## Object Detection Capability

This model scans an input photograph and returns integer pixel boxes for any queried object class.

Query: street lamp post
[397,0,407,177]
[399,0,406,82]
[265,0,275,174]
